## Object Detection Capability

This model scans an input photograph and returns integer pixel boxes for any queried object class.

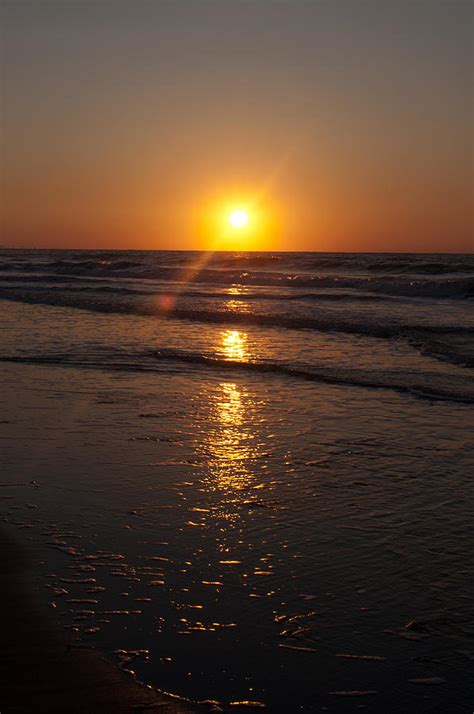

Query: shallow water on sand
[1,250,473,711]
[1,333,473,711]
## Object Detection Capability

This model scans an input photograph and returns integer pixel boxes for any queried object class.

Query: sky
[1,0,472,252]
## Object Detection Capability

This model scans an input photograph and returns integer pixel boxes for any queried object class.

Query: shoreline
[0,526,200,714]
[1,357,472,713]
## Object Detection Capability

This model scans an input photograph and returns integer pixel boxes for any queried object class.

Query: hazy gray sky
[1,0,472,251]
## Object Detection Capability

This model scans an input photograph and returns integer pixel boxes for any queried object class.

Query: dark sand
[0,527,201,714]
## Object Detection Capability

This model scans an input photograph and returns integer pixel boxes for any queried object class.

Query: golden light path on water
[195,328,268,524]
[182,326,277,648]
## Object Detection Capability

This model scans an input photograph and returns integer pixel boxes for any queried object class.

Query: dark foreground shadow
[0,527,199,714]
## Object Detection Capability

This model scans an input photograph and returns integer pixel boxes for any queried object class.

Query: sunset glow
[2,1,470,252]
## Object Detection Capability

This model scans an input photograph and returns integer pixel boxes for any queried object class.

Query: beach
[2,0,473,707]
[0,526,199,713]
[1,250,473,712]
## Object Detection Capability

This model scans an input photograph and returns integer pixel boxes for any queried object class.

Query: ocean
[1,249,473,712]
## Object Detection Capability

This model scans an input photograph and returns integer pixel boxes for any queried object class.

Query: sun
[229,209,249,229]
[198,194,280,250]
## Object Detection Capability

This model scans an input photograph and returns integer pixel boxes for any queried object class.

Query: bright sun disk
[229,209,249,229]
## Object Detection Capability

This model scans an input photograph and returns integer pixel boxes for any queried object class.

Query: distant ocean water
[0,249,473,401]
[1,249,474,712]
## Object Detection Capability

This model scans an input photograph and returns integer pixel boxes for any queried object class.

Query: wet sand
[1,359,473,712]
[0,527,199,714]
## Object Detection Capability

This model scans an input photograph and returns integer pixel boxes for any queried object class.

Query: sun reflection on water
[187,330,269,527]
[207,382,255,491]
[221,329,248,362]
[195,377,266,524]
[224,299,252,314]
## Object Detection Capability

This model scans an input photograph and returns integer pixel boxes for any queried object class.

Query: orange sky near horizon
[1,0,472,253]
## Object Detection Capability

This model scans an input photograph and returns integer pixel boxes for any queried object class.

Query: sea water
[1,250,473,711]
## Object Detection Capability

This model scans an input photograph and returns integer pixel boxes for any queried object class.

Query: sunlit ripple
[220,329,249,362]
[224,298,252,314]
[227,286,245,296]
